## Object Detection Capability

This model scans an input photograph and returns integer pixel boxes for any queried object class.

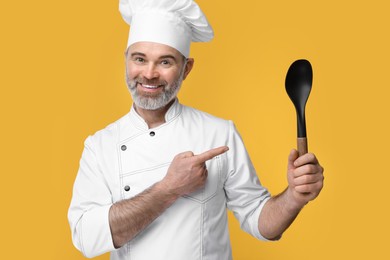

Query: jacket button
[149,131,155,137]
[124,185,130,191]
[121,145,127,151]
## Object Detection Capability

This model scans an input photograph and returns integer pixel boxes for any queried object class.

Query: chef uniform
[68,1,271,259]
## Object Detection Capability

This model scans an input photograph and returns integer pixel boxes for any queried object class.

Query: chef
[68,0,324,259]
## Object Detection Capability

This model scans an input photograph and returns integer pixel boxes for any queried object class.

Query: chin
[134,96,170,110]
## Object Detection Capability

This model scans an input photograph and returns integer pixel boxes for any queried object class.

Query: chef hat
[119,0,214,58]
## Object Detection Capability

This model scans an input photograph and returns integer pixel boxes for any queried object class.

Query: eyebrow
[130,52,146,57]
[159,55,177,61]
[130,52,177,62]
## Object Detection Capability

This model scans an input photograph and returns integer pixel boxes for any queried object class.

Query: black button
[149,131,155,137]
[124,185,130,191]
[121,145,127,151]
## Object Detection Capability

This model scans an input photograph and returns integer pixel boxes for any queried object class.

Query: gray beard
[126,67,185,110]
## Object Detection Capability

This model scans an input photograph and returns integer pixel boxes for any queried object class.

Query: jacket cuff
[249,197,280,241]
[78,204,115,258]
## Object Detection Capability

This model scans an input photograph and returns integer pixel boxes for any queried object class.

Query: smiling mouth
[140,84,162,89]
[137,83,165,94]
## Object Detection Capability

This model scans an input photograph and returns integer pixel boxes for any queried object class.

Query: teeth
[142,84,159,89]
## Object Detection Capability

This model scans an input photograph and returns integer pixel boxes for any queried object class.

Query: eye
[160,59,171,66]
[133,57,145,64]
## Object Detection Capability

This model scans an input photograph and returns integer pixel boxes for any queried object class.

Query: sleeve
[224,121,272,241]
[67,136,116,258]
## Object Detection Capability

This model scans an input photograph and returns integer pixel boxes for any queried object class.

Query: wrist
[284,187,306,213]
[154,181,181,204]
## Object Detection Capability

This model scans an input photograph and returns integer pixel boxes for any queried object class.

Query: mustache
[133,77,168,86]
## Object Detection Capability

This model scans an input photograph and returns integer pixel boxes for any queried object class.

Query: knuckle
[313,166,319,174]
[306,164,315,173]
[300,165,312,175]
[304,175,311,183]
[317,181,324,191]
[307,153,315,161]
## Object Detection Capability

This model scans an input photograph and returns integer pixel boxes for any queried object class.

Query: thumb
[287,149,299,171]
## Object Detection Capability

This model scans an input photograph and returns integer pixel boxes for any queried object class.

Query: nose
[142,63,159,80]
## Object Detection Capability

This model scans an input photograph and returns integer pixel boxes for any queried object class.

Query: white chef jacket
[68,99,271,259]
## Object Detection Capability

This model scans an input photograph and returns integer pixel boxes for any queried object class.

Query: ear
[124,46,130,60]
[182,58,194,80]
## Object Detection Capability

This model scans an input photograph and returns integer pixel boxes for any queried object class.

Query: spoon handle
[297,137,308,156]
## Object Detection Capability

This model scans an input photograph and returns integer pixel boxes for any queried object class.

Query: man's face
[125,42,193,110]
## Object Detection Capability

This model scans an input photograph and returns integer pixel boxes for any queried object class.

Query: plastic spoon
[285,59,313,156]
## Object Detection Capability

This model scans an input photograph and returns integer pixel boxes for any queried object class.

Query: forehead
[127,41,183,60]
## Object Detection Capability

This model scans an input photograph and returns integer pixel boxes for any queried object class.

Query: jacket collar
[128,98,183,130]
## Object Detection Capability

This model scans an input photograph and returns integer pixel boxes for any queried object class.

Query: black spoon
[285,59,313,156]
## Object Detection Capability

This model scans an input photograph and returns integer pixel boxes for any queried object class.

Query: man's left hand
[286,149,324,210]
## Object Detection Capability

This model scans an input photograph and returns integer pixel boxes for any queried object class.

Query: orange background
[1,0,389,259]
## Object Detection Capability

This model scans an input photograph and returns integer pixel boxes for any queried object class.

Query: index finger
[294,152,319,167]
[194,146,229,164]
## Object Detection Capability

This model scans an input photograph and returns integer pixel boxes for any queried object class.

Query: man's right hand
[160,146,229,197]
[109,145,229,248]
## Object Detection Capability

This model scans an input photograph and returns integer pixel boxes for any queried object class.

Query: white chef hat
[119,0,214,58]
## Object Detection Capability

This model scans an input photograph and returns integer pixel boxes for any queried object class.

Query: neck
[134,99,175,129]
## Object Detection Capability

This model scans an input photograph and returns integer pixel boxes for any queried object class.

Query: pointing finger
[194,146,229,164]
